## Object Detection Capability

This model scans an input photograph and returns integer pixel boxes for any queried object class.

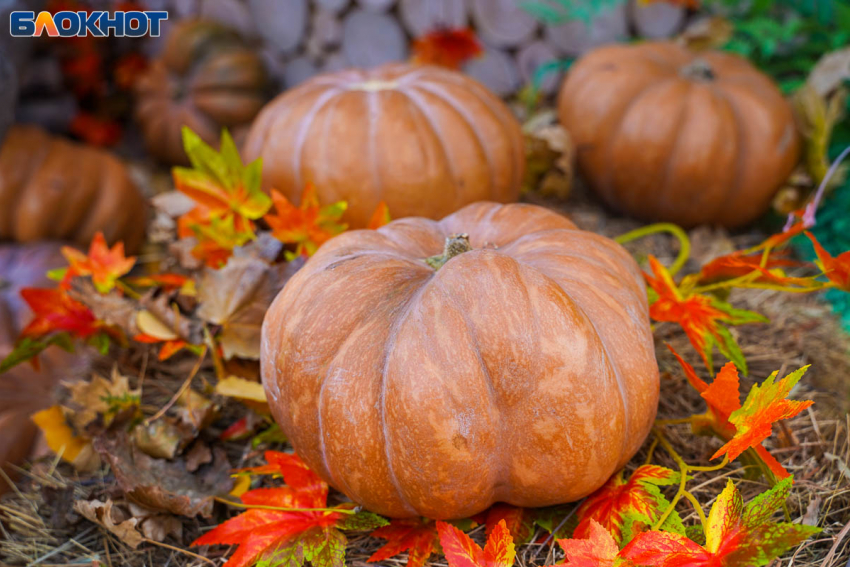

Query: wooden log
[284,56,319,88]
[312,8,344,47]
[629,0,685,39]
[516,40,560,94]
[355,0,397,12]
[248,0,308,54]
[545,2,628,56]
[322,50,351,73]
[469,0,537,48]
[463,45,521,97]
[399,0,468,37]
[342,9,408,68]
[201,0,258,38]
[314,0,350,14]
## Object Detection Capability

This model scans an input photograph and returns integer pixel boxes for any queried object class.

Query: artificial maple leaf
[125,273,194,294]
[19,288,100,339]
[133,333,190,361]
[369,517,440,567]
[572,465,683,547]
[668,345,811,479]
[412,28,483,69]
[645,256,766,374]
[437,519,515,567]
[620,478,820,567]
[62,232,136,293]
[177,206,254,269]
[367,201,392,230]
[173,128,271,222]
[806,231,850,291]
[485,504,534,544]
[264,183,348,259]
[556,519,621,567]
[194,452,386,567]
[712,366,814,462]
[694,251,809,288]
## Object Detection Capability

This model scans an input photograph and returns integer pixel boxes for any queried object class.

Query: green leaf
[181,126,232,190]
[302,527,346,567]
[243,157,264,197]
[47,267,68,282]
[336,511,388,532]
[88,332,111,355]
[0,333,74,373]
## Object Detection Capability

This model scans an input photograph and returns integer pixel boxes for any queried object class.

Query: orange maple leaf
[668,345,812,479]
[806,231,850,291]
[369,518,439,567]
[412,28,483,69]
[133,333,189,361]
[645,256,766,374]
[572,465,682,547]
[696,251,809,288]
[437,519,515,567]
[62,232,136,294]
[194,452,386,567]
[264,183,348,259]
[556,520,621,567]
[178,206,255,268]
[367,201,392,230]
[19,288,99,339]
[485,504,534,544]
[621,478,819,567]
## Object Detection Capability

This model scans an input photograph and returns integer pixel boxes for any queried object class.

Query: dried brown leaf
[74,499,145,549]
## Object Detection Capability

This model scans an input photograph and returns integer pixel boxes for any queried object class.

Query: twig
[145,345,208,424]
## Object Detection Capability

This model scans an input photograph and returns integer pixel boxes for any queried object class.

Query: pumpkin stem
[681,58,715,81]
[425,234,472,270]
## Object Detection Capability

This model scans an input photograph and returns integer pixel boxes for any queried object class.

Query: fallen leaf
[621,478,820,567]
[215,375,269,413]
[436,519,515,567]
[369,518,439,567]
[572,465,683,547]
[74,499,145,549]
[264,183,347,260]
[62,232,136,294]
[93,431,233,518]
[556,519,619,567]
[67,368,140,431]
[31,405,100,472]
[131,419,185,460]
[185,441,213,473]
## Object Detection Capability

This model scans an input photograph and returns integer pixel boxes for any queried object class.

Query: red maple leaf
[62,231,136,293]
[645,255,765,374]
[194,452,386,567]
[696,251,809,287]
[806,231,850,291]
[412,28,483,69]
[572,465,682,547]
[556,520,621,567]
[621,478,820,567]
[437,519,515,567]
[668,345,812,479]
[485,504,534,544]
[19,288,99,339]
[264,183,347,259]
[369,518,439,567]
[133,333,189,361]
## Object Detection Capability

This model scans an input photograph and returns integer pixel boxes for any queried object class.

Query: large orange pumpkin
[135,19,269,165]
[244,64,525,228]
[0,243,80,493]
[0,125,147,253]
[558,41,800,228]
[261,201,659,519]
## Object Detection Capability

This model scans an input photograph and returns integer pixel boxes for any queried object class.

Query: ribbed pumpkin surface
[261,202,659,519]
[244,63,525,228]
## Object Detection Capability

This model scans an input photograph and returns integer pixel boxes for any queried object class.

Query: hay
[2,184,849,567]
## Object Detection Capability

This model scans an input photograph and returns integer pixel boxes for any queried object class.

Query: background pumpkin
[0,242,84,494]
[261,201,659,519]
[243,63,525,228]
[558,41,801,228]
[0,125,147,253]
[135,19,269,165]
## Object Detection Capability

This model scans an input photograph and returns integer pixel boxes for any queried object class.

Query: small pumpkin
[243,63,525,228]
[0,243,79,493]
[261,201,659,519]
[558,41,800,228]
[0,125,147,252]
[135,19,269,165]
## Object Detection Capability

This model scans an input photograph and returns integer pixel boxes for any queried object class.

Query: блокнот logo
[10,10,168,37]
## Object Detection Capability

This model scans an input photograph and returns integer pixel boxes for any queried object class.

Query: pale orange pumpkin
[0,125,147,253]
[558,41,800,228]
[261,201,659,519]
[244,63,525,228]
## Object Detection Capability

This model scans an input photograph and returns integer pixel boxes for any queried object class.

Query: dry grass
[2,186,849,567]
